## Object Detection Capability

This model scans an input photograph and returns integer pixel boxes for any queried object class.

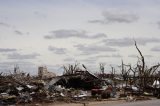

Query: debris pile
[0,42,160,105]
[0,64,116,105]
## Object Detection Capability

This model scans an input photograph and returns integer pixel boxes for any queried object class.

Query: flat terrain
[17,98,160,106]
[17,99,125,106]
[52,99,160,106]
[96,99,160,106]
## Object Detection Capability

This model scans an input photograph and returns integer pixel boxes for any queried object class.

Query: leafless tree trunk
[134,40,145,91]
[134,40,145,76]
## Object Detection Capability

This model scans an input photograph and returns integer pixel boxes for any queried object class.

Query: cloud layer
[14,30,23,35]
[95,54,122,58]
[48,46,67,54]
[0,22,10,27]
[151,46,160,52]
[44,29,107,39]
[7,53,40,59]
[158,21,160,29]
[1,0,160,75]
[102,37,160,47]
[0,48,17,52]
[89,10,139,24]
[128,54,153,58]
[74,44,117,55]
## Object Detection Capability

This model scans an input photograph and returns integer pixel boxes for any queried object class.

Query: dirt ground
[18,99,126,106]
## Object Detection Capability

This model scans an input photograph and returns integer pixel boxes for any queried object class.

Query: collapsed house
[46,64,115,99]
[47,64,113,90]
[54,70,101,90]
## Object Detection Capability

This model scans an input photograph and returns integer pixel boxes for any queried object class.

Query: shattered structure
[38,66,56,79]
[0,42,160,105]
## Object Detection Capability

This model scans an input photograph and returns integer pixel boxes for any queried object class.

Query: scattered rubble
[0,42,160,105]
[0,63,159,106]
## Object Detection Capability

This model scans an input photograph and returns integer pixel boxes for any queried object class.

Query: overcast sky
[0,0,160,75]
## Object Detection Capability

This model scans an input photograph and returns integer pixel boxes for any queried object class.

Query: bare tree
[134,40,145,76]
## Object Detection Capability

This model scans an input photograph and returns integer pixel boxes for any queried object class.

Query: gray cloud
[103,37,160,47]
[158,21,160,29]
[112,54,122,58]
[81,57,97,64]
[0,61,35,67]
[74,44,117,55]
[89,10,139,24]
[0,61,36,74]
[128,54,153,58]
[81,54,122,65]
[95,54,111,58]
[48,46,67,54]
[0,48,17,52]
[103,38,133,47]
[34,11,46,18]
[14,30,23,35]
[0,22,10,27]
[64,58,75,62]
[151,46,160,52]
[95,54,122,58]
[14,30,30,36]
[144,55,153,58]
[44,29,107,39]
[7,53,40,59]
[128,54,137,58]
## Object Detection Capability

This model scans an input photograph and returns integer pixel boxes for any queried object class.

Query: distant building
[38,66,56,79]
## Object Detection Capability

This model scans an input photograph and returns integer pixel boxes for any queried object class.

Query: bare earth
[50,100,125,106]
[17,98,159,106]
[44,99,160,106]
[21,99,126,106]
